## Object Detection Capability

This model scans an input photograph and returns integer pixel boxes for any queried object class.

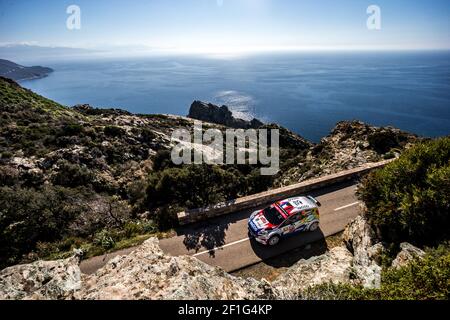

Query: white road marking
[334,201,360,212]
[192,237,250,257]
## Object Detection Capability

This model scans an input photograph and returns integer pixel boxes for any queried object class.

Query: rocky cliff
[277,120,419,186]
[0,215,425,300]
[188,100,263,129]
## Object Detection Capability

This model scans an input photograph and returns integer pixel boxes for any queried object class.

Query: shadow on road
[249,228,328,268]
[182,223,228,257]
[179,205,262,257]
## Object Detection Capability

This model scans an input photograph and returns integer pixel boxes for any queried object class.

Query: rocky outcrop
[0,255,81,300]
[75,238,272,300]
[342,215,383,288]
[0,238,273,300]
[278,121,419,185]
[188,101,263,129]
[73,104,132,116]
[391,243,425,268]
[272,247,353,299]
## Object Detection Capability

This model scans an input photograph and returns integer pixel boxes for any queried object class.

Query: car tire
[309,222,319,232]
[268,235,280,246]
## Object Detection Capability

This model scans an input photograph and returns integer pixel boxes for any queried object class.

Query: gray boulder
[391,242,425,268]
[0,255,82,300]
[272,246,354,299]
[342,215,383,288]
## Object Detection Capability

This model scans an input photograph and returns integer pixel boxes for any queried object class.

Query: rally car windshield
[262,206,285,226]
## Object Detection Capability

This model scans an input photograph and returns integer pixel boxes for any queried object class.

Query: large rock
[188,101,263,129]
[75,238,272,300]
[0,238,273,300]
[272,246,353,299]
[342,215,383,288]
[0,256,81,300]
[391,243,425,268]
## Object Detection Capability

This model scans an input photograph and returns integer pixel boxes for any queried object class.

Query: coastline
[17,72,52,82]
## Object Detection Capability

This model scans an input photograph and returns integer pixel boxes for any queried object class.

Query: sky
[0,0,449,54]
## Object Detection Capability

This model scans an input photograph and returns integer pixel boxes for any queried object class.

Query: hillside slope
[0,77,420,268]
[0,59,53,81]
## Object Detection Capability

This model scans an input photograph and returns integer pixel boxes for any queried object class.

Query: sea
[19,51,450,142]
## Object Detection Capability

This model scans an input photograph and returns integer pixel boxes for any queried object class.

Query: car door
[292,212,308,231]
[280,214,300,235]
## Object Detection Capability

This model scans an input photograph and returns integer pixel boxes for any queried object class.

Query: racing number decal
[282,225,295,234]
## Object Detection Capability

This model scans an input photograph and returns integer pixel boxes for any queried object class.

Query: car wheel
[309,222,319,232]
[268,235,280,246]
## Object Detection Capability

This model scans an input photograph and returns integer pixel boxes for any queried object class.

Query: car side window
[288,213,302,224]
[280,217,293,227]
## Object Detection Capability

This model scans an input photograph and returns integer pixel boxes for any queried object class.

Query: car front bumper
[248,227,269,245]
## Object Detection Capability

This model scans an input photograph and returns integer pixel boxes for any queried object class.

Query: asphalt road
[80,180,361,274]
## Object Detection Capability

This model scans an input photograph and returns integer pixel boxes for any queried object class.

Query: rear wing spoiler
[307,195,322,207]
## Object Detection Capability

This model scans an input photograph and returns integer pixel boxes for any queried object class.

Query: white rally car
[248,196,321,246]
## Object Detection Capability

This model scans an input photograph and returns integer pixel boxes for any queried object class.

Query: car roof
[275,196,318,216]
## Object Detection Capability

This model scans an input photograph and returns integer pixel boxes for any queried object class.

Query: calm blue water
[20,51,450,142]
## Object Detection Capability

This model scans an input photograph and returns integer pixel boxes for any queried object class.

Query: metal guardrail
[177,160,393,225]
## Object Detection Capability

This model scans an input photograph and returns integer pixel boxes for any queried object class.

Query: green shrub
[104,125,125,137]
[245,167,274,194]
[52,161,94,188]
[141,220,157,233]
[368,130,405,154]
[152,149,174,171]
[0,166,19,186]
[146,164,243,209]
[122,220,158,237]
[0,185,82,268]
[93,229,116,250]
[20,169,45,188]
[153,205,180,230]
[383,151,395,160]
[378,245,450,300]
[1,151,13,159]
[123,221,143,238]
[300,283,373,300]
[140,127,156,143]
[60,124,84,136]
[358,137,450,246]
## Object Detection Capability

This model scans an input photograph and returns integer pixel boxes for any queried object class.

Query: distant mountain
[0,44,96,61]
[0,59,53,81]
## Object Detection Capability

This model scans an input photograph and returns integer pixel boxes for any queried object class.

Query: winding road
[80,179,362,274]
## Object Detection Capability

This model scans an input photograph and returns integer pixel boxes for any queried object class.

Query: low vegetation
[358,137,450,246]
[301,244,450,300]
